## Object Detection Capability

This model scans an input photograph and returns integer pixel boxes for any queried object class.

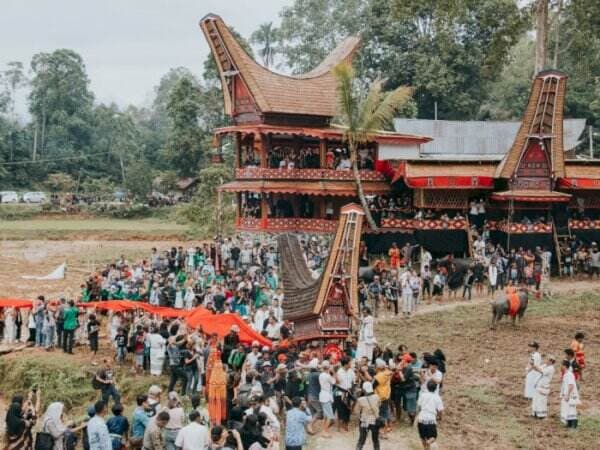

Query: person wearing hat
[354,381,381,450]
[524,342,542,399]
[531,355,556,419]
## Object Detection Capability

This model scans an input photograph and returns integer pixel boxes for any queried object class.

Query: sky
[0,0,292,114]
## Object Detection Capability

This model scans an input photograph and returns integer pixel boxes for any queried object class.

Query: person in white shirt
[271,298,284,323]
[337,156,352,170]
[416,380,444,449]
[318,361,336,438]
[253,304,269,333]
[174,410,210,450]
[420,359,443,395]
[246,343,261,369]
[334,357,355,431]
[265,316,281,341]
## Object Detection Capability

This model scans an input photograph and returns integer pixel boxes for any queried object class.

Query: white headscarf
[44,402,66,432]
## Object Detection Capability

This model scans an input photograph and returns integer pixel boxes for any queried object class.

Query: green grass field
[0,218,190,240]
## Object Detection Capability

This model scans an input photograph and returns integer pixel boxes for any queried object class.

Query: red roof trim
[558,178,600,189]
[490,193,571,203]
[405,176,494,189]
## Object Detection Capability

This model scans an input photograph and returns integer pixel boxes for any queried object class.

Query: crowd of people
[0,235,333,350]
[242,145,376,172]
[4,303,448,450]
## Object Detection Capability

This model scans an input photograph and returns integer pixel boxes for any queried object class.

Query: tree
[163,77,205,176]
[275,0,526,120]
[29,49,94,166]
[1,62,28,162]
[333,62,412,230]
[44,173,75,192]
[250,22,280,68]
[534,0,549,73]
[277,0,365,74]
[125,158,154,200]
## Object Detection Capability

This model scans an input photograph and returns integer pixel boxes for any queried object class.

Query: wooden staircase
[465,216,474,258]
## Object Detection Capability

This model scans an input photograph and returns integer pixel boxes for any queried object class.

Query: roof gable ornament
[199,14,361,125]
[496,70,568,180]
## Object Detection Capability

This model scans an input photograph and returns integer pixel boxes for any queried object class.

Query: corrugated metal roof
[394,118,586,160]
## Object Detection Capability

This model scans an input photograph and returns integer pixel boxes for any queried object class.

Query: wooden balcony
[380,218,468,230]
[569,219,600,231]
[237,216,471,233]
[235,167,387,181]
[238,217,338,233]
[486,220,552,234]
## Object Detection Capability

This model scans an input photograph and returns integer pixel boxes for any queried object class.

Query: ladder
[552,221,563,276]
[465,216,474,258]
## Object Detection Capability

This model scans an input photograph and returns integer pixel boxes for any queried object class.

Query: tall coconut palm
[333,62,412,230]
[250,22,279,68]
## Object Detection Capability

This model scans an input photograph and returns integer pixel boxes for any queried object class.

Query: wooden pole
[590,125,594,159]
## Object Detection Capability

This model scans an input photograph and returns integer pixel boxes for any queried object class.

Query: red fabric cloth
[507,293,520,317]
[0,298,34,309]
[185,310,271,347]
[375,160,395,178]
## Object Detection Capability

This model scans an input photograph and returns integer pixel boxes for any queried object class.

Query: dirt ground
[1,240,599,449]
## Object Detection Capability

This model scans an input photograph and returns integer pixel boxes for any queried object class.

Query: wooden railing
[235,167,386,181]
[486,220,552,234]
[379,218,468,230]
[569,219,600,230]
[238,217,338,233]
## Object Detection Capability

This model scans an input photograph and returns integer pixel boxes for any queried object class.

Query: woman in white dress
[109,312,122,347]
[531,355,555,418]
[174,286,184,309]
[356,307,376,362]
[3,307,16,344]
[524,342,542,399]
[184,286,196,310]
[148,328,167,376]
[560,360,580,428]
[488,259,498,297]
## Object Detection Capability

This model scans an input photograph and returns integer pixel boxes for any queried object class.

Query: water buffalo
[490,290,529,329]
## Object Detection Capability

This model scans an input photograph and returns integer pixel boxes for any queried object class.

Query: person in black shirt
[167,336,188,395]
[223,326,240,364]
[87,314,100,366]
[114,328,127,365]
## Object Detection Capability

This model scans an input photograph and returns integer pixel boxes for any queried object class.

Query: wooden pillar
[260,195,268,229]
[256,133,268,168]
[236,192,242,227]
[319,197,326,219]
[234,132,241,168]
[319,139,327,168]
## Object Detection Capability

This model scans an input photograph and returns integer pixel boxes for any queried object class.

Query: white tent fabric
[22,263,66,280]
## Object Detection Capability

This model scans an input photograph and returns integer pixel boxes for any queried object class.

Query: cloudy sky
[1,0,292,112]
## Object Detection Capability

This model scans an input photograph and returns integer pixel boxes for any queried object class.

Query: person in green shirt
[62,300,79,354]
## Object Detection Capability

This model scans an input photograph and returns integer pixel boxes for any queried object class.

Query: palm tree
[333,62,412,230]
[250,22,279,68]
